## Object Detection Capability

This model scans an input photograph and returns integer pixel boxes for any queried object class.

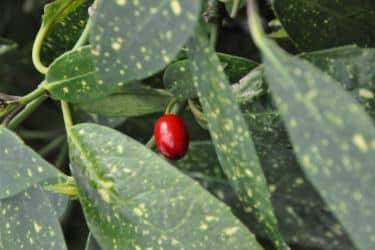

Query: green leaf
[85,233,101,250]
[301,46,375,119]
[90,0,201,86]
[0,127,61,199]
[0,38,17,55]
[244,46,375,119]
[45,46,117,103]
[68,123,262,250]
[78,86,171,117]
[40,0,91,65]
[175,141,226,178]
[180,112,356,250]
[187,30,288,249]
[163,54,258,100]
[273,0,375,51]
[0,187,67,250]
[250,9,375,249]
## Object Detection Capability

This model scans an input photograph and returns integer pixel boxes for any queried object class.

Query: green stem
[146,136,155,149]
[55,143,68,169]
[61,101,73,130]
[7,95,48,129]
[39,135,66,157]
[44,180,78,196]
[230,0,241,18]
[19,86,46,105]
[32,26,49,74]
[188,99,206,122]
[73,18,92,50]
[59,17,93,133]
[209,23,218,48]
[32,0,75,74]
[18,129,63,140]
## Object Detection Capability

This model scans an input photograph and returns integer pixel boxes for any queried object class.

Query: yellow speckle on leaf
[116,0,126,6]
[98,189,111,203]
[111,42,121,51]
[224,227,239,236]
[199,223,208,230]
[34,223,42,233]
[170,0,182,16]
[358,88,374,99]
[352,133,369,153]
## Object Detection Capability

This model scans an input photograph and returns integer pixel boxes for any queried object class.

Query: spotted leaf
[244,46,375,119]
[250,9,375,249]
[90,0,201,86]
[301,46,375,119]
[273,0,375,51]
[0,127,62,199]
[40,0,91,65]
[182,113,355,249]
[78,86,171,117]
[0,187,67,250]
[163,54,258,100]
[68,123,263,250]
[45,46,117,103]
[187,30,288,249]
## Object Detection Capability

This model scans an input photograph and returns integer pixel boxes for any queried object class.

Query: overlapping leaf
[90,0,201,86]
[249,8,375,249]
[78,86,171,117]
[40,0,91,64]
[0,187,67,250]
[68,123,263,250]
[244,46,375,119]
[187,30,288,249]
[164,53,258,100]
[0,127,61,199]
[45,46,116,103]
[273,0,375,51]
[180,112,355,249]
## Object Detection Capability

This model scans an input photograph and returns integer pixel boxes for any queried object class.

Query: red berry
[154,114,189,160]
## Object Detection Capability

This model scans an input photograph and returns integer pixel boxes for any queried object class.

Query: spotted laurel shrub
[0,0,374,249]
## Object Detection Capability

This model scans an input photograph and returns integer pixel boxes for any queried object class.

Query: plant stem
[39,135,66,157]
[209,23,218,49]
[44,180,79,196]
[59,18,92,132]
[32,26,49,74]
[73,18,92,50]
[7,95,48,129]
[18,129,63,140]
[61,101,73,130]
[55,143,68,169]
[19,86,46,104]
[230,0,241,18]
[146,136,155,149]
